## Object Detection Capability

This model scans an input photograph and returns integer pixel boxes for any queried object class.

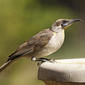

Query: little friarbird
[0,19,80,72]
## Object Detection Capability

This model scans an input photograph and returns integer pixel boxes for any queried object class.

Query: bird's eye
[63,20,68,24]
[61,20,68,27]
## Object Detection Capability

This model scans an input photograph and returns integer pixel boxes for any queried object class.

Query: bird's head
[51,19,80,32]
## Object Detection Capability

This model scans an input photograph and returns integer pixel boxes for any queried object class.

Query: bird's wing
[8,29,53,60]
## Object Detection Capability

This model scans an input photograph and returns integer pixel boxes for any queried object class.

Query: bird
[0,19,80,72]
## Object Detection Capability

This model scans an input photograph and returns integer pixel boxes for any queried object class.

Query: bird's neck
[51,26,64,33]
[50,26,65,41]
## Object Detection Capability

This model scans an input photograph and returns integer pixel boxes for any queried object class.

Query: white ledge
[38,58,85,83]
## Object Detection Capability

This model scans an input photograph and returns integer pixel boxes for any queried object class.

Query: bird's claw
[35,58,56,65]
[31,57,56,65]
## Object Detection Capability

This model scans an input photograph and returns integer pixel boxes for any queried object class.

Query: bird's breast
[36,30,65,57]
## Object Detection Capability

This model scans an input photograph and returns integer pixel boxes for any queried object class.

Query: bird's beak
[63,19,80,29]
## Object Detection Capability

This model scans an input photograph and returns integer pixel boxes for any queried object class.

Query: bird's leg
[36,58,56,65]
[31,57,55,63]
[31,57,56,66]
[35,57,51,62]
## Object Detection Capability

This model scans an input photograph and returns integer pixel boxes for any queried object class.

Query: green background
[0,0,85,85]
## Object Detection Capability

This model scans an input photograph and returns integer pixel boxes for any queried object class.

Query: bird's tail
[0,60,12,72]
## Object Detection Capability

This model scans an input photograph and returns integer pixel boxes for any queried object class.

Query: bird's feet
[31,57,55,65]
[35,58,51,62]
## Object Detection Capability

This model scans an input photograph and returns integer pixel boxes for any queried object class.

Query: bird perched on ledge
[0,19,80,72]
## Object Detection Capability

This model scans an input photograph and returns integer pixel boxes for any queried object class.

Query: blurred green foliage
[0,0,85,85]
